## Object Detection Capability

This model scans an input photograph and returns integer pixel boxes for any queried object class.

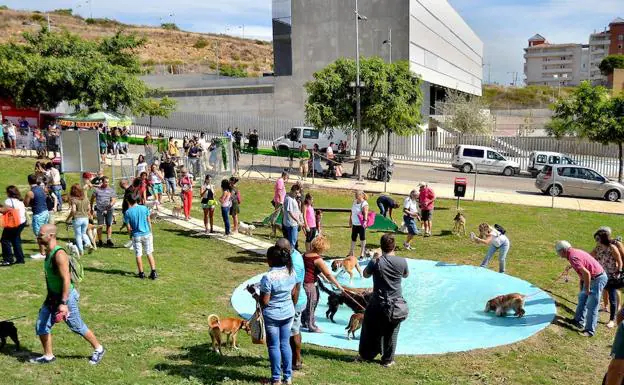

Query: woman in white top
[200,175,216,234]
[472,222,511,273]
[1,186,27,265]
[136,154,148,177]
[149,164,165,206]
[349,190,369,259]
[7,123,17,155]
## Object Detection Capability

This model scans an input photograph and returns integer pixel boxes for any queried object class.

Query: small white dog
[66,242,80,257]
[238,221,256,236]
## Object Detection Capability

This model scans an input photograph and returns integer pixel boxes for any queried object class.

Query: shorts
[8,134,16,141]
[36,289,88,337]
[201,200,217,209]
[351,225,366,242]
[403,215,419,236]
[421,209,433,222]
[290,311,302,337]
[230,205,240,216]
[32,211,50,237]
[613,323,624,359]
[165,178,176,194]
[305,227,318,243]
[152,183,163,195]
[97,209,114,227]
[132,233,154,257]
[100,146,107,155]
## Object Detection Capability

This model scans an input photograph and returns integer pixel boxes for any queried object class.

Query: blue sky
[5,1,622,85]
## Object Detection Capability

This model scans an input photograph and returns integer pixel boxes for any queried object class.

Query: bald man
[30,224,105,365]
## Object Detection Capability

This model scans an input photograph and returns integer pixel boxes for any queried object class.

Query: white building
[523,34,588,86]
[589,31,610,85]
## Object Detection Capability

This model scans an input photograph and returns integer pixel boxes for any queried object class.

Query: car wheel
[366,168,376,180]
[605,189,620,202]
[531,171,539,178]
[278,145,289,152]
[503,167,514,177]
[548,184,562,197]
[461,163,473,173]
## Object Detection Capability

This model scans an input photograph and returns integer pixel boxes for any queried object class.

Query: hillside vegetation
[483,84,576,109]
[0,7,273,76]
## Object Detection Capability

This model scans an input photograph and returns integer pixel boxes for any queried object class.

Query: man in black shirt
[159,156,178,202]
[376,195,400,221]
[187,141,202,178]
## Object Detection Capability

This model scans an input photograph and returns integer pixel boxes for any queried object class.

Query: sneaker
[607,320,616,329]
[579,331,593,337]
[403,242,412,250]
[30,253,45,260]
[568,319,584,329]
[283,378,292,385]
[1,261,13,266]
[29,355,56,364]
[124,240,133,249]
[149,270,158,280]
[89,348,106,365]
[382,361,396,368]
[138,272,145,279]
[106,239,114,247]
[97,240,103,248]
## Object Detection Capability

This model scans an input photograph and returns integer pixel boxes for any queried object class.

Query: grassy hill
[0,7,274,77]
[483,84,576,109]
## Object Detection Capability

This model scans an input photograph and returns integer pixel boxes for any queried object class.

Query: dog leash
[1,315,26,323]
[525,270,570,298]
[340,289,367,312]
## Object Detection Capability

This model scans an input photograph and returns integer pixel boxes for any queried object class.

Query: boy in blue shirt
[124,195,158,279]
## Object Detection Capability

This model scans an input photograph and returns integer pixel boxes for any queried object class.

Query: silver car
[535,165,624,202]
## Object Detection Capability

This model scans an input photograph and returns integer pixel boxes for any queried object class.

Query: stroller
[367,157,394,182]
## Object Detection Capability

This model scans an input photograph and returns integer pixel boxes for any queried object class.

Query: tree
[135,96,177,127]
[599,55,624,77]
[305,58,423,177]
[547,81,624,182]
[441,90,492,140]
[0,29,148,112]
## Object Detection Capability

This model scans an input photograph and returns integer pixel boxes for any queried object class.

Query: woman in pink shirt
[178,167,193,220]
[273,172,289,208]
[302,193,317,251]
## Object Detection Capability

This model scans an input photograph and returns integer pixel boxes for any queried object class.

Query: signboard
[60,130,101,173]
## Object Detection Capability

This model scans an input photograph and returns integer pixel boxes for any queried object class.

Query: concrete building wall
[589,31,610,85]
[524,42,585,86]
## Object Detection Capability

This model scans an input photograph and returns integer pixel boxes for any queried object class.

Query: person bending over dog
[472,223,510,274]
[356,233,409,367]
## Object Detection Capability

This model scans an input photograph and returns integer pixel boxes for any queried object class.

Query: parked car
[272,126,348,152]
[451,145,520,176]
[535,165,624,202]
[527,151,576,177]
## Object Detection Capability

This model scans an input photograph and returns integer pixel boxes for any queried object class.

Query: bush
[31,14,45,22]
[193,37,209,49]
[142,59,157,66]
[51,8,73,16]
[220,64,247,78]
[85,17,124,27]
[0,5,8,10]
[161,23,180,31]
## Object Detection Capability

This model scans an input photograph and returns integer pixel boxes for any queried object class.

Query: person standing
[229,177,241,234]
[472,223,511,274]
[402,189,421,250]
[143,131,154,164]
[348,190,369,259]
[555,240,608,337]
[30,224,105,365]
[124,195,158,280]
[65,184,93,256]
[24,174,50,259]
[591,229,623,328]
[418,183,435,237]
[274,172,288,209]
[7,121,17,156]
[1,186,27,266]
[149,164,165,207]
[45,163,63,211]
[219,179,232,236]
[159,155,178,202]
[299,145,309,181]
[376,195,399,221]
[90,176,116,247]
[178,168,193,221]
[302,193,317,252]
[233,127,243,171]
[136,155,148,178]
[357,233,409,367]
[188,140,203,178]
[200,175,216,234]
[282,184,303,252]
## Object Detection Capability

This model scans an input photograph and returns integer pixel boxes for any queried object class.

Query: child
[200,175,216,233]
[315,209,323,236]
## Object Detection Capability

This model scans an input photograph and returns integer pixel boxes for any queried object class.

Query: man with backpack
[30,224,105,365]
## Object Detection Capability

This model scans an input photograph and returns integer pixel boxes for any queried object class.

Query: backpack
[52,245,84,284]
[1,199,21,229]
[494,224,506,235]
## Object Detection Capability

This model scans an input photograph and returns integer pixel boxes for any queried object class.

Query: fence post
[472,164,478,201]
[312,152,315,185]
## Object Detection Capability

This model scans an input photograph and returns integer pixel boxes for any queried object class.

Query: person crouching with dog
[356,233,408,367]
[472,223,510,274]
[30,224,105,365]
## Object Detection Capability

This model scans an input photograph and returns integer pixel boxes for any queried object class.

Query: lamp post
[382,28,392,192]
[214,41,220,78]
[354,0,367,181]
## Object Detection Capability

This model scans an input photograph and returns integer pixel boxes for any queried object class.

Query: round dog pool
[231,259,556,355]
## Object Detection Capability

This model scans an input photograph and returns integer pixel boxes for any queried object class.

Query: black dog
[318,280,372,322]
[0,321,20,351]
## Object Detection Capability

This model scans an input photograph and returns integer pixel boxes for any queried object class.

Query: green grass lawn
[0,155,620,384]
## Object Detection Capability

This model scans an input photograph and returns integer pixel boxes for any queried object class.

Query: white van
[452,145,520,176]
[527,151,576,177]
[272,127,348,152]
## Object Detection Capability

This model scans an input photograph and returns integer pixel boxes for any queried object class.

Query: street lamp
[354,0,367,181]
[382,28,392,192]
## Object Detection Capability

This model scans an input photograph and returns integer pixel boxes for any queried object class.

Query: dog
[345,313,364,340]
[66,242,80,257]
[171,205,183,218]
[331,255,362,283]
[0,321,20,351]
[318,280,372,322]
[208,314,250,355]
[238,221,256,236]
[365,248,382,260]
[485,293,526,317]
[453,212,466,236]
[86,222,97,250]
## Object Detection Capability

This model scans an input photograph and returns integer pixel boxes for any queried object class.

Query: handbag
[384,297,409,323]
[357,210,376,228]
[249,301,266,345]
[1,199,21,229]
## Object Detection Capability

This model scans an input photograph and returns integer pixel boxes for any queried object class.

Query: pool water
[231,259,556,355]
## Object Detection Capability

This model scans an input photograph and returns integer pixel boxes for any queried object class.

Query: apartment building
[589,31,610,85]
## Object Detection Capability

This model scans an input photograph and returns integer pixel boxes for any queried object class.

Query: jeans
[221,206,231,235]
[36,289,88,336]
[264,316,293,382]
[480,238,510,273]
[575,272,608,335]
[165,177,176,194]
[189,157,201,178]
[282,225,298,251]
[51,185,63,211]
[72,217,92,255]
[606,285,619,321]
[1,222,26,264]
[377,201,388,217]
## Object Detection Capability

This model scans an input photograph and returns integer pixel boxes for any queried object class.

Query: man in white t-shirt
[402,190,421,250]
[326,143,335,160]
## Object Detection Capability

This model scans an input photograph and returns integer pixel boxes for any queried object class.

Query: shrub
[230,53,240,61]
[0,5,9,10]
[31,14,45,22]
[193,37,209,49]
[85,17,123,27]
[142,59,157,66]
[161,23,180,31]
[219,64,247,78]
[51,8,73,16]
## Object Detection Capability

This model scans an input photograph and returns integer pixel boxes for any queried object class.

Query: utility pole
[214,41,220,78]
[239,25,245,39]
[47,12,50,30]
[507,71,518,86]
[382,28,392,192]
[354,0,367,181]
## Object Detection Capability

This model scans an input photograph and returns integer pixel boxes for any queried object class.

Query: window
[586,169,604,182]
[563,157,575,165]
[487,151,504,161]
[302,129,319,139]
[536,154,547,163]
[463,148,484,158]
[548,155,561,164]
[619,34,624,41]
[560,167,575,177]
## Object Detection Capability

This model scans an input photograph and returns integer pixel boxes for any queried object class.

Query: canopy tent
[58,111,132,128]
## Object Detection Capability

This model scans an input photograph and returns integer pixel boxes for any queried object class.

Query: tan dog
[208,314,250,355]
[86,223,98,251]
[331,255,362,283]
[485,293,526,317]
[238,221,256,236]
[171,205,183,218]
[453,212,466,236]
[345,313,364,340]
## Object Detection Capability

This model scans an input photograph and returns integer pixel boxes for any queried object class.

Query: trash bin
[454,177,467,198]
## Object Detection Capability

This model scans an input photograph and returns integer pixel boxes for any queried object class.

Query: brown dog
[208,314,249,354]
[171,205,183,219]
[453,212,466,236]
[345,313,364,340]
[331,255,362,283]
[485,293,526,317]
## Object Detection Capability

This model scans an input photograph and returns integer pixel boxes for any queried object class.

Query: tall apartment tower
[589,30,610,85]
[523,34,587,86]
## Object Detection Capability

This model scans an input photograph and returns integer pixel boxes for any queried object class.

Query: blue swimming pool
[231,259,556,355]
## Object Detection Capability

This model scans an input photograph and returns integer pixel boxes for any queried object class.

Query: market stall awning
[58,111,133,128]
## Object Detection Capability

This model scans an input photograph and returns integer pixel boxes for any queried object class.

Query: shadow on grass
[161,228,202,237]
[435,230,454,237]
[301,345,355,363]
[84,267,135,277]
[155,343,266,384]
[0,346,86,363]
[552,315,584,332]
[227,250,266,264]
